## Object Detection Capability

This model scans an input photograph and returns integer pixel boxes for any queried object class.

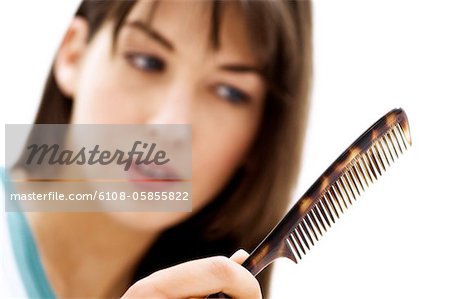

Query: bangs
[94,0,301,101]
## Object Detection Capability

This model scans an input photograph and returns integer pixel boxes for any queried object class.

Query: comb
[206,108,411,298]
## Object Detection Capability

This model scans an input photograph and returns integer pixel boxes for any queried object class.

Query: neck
[25,212,157,298]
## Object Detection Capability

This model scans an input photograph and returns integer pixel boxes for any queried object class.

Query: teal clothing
[2,168,56,298]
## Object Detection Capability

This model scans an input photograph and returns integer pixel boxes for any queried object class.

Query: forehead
[123,0,259,64]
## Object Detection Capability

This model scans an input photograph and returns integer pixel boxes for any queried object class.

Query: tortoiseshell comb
[207,108,411,298]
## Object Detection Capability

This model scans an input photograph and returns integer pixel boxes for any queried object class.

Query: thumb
[229,249,250,265]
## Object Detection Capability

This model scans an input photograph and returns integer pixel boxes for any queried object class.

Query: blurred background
[1,1,449,298]
[271,1,450,298]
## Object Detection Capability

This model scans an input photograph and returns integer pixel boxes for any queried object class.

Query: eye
[216,84,250,104]
[125,52,165,72]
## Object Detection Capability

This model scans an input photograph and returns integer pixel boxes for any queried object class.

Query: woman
[2,0,312,298]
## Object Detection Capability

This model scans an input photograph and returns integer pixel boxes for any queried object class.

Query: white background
[1,1,449,298]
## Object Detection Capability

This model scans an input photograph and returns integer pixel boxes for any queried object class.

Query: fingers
[229,249,250,264]
[121,250,261,299]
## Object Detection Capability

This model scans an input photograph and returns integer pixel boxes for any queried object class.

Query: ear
[54,17,89,98]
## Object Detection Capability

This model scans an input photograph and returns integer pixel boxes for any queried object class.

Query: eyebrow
[124,20,175,52]
[219,64,262,76]
[124,21,263,77]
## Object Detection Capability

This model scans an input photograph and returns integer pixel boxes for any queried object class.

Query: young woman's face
[56,1,266,231]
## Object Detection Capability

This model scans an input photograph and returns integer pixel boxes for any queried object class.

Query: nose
[143,75,194,147]
[146,76,194,125]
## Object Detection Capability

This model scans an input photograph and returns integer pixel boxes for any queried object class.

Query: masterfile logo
[5,124,192,212]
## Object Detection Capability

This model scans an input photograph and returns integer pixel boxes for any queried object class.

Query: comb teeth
[286,124,410,262]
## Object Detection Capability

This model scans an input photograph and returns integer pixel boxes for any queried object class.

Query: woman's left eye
[216,85,250,104]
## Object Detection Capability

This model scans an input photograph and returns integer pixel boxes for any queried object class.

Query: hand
[120,249,262,299]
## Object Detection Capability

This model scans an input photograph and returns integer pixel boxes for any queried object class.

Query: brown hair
[33,0,313,296]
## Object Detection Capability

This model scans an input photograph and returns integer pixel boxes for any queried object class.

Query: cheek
[73,74,135,124]
[71,32,143,124]
[72,79,120,124]
[191,114,260,210]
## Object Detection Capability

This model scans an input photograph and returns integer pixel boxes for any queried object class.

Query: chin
[106,211,190,232]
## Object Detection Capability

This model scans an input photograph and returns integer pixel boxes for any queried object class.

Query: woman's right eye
[125,52,165,72]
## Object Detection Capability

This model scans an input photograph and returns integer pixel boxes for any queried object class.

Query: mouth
[127,160,184,191]
[134,162,175,179]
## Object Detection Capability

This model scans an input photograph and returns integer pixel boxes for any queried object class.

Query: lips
[127,160,183,191]
[135,162,173,179]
